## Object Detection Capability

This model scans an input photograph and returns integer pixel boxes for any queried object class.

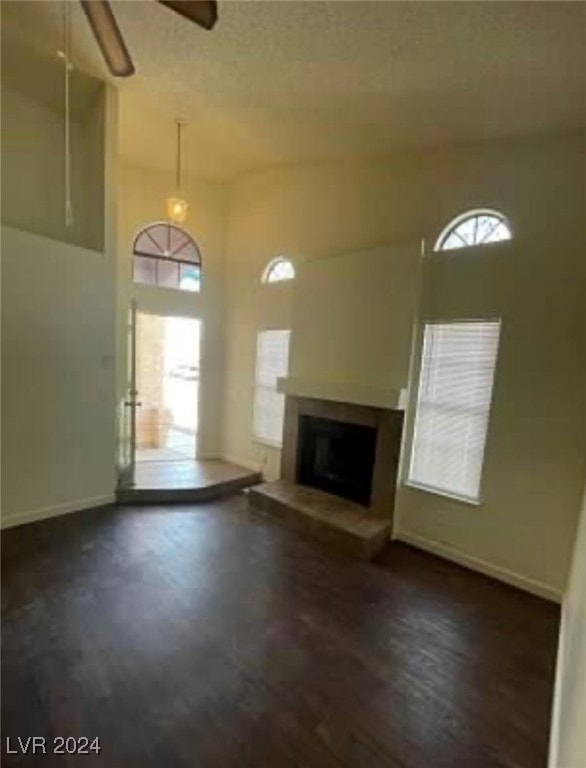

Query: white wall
[222,132,586,595]
[117,163,230,459]
[286,245,420,408]
[0,38,117,528]
[223,189,296,477]
[397,233,585,600]
[222,269,294,478]
[0,39,105,251]
[549,478,586,767]
[1,225,117,526]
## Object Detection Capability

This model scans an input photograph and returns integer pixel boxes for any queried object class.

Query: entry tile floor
[131,459,257,491]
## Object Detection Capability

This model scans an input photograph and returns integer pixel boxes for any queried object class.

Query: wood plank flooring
[1,495,559,768]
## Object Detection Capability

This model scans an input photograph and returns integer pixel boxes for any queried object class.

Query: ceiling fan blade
[80,0,135,77]
[158,1,218,31]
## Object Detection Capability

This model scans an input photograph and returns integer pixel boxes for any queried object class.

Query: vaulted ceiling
[3,0,585,180]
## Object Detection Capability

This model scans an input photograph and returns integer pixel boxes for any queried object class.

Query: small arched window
[435,210,512,251]
[133,222,202,293]
[262,256,295,283]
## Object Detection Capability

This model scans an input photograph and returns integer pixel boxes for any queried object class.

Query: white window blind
[253,330,291,447]
[408,320,501,503]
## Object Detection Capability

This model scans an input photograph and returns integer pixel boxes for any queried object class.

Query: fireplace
[249,394,404,557]
[281,395,404,518]
[297,415,377,505]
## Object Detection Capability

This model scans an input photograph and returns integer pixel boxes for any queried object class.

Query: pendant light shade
[166,120,188,223]
[166,197,189,224]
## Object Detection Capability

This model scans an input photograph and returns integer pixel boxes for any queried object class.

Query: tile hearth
[248,480,391,559]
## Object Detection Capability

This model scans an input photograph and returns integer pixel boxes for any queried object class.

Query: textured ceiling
[3,0,586,180]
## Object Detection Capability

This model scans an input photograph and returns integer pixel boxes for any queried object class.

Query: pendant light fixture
[166,119,188,224]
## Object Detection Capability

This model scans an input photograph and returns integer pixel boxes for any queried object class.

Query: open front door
[117,301,138,487]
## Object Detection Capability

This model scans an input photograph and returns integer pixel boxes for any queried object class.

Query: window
[435,210,512,251]
[408,320,501,503]
[262,257,295,283]
[253,330,291,447]
[133,222,202,292]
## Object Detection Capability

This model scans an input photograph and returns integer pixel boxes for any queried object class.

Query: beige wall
[117,163,229,459]
[223,275,294,478]
[223,199,295,477]
[398,234,585,599]
[0,38,117,527]
[1,37,105,251]
[286,245,420,408]
[1,226,117,526]
[549,478,586,768]
[222,132,586,595]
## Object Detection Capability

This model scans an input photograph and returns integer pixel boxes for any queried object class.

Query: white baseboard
[1,494,115,530]
[222,454,262,474]
[548,601,567,768]
[396,530,562,603]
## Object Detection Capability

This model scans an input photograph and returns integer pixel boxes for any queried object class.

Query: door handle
[124,400,142,407]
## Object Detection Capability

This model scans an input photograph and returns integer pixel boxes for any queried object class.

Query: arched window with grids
[132,222,202,293]
[435,210,512,252]
[262,256,295,283]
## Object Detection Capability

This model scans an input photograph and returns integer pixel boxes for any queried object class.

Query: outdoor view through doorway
[136,313,200,462]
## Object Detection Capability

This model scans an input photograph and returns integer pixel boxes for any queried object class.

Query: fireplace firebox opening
[297,414,377,506]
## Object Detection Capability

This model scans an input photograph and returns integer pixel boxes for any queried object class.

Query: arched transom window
[262,256,295,283]
[435,210,512,251]
[133,222,202,293]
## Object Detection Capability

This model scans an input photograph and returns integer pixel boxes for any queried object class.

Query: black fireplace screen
[297,415,377,506]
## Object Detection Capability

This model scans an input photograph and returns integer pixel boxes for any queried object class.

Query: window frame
[132,222,202,293]
[252,329,291,449]
[261,256,296,284]
[405,317,502,506]
[434,209,513,252]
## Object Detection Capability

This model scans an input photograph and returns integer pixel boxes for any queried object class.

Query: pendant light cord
[63,1,74,228]
[176,120,183,192]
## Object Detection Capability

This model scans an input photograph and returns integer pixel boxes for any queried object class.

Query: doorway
[118,303,261,499]
[135,312,200,462]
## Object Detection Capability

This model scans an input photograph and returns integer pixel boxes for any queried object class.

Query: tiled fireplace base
[248,480,391,560]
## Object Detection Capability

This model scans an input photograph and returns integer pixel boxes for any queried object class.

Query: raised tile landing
[117,460,261,504]
[248,480,391,559]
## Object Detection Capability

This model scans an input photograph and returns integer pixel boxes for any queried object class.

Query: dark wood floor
[2,495,559,768]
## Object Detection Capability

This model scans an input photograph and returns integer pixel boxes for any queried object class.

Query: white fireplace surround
[277,376,408,411]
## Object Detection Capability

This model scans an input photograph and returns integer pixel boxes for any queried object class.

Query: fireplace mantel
[277,376,408,411]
